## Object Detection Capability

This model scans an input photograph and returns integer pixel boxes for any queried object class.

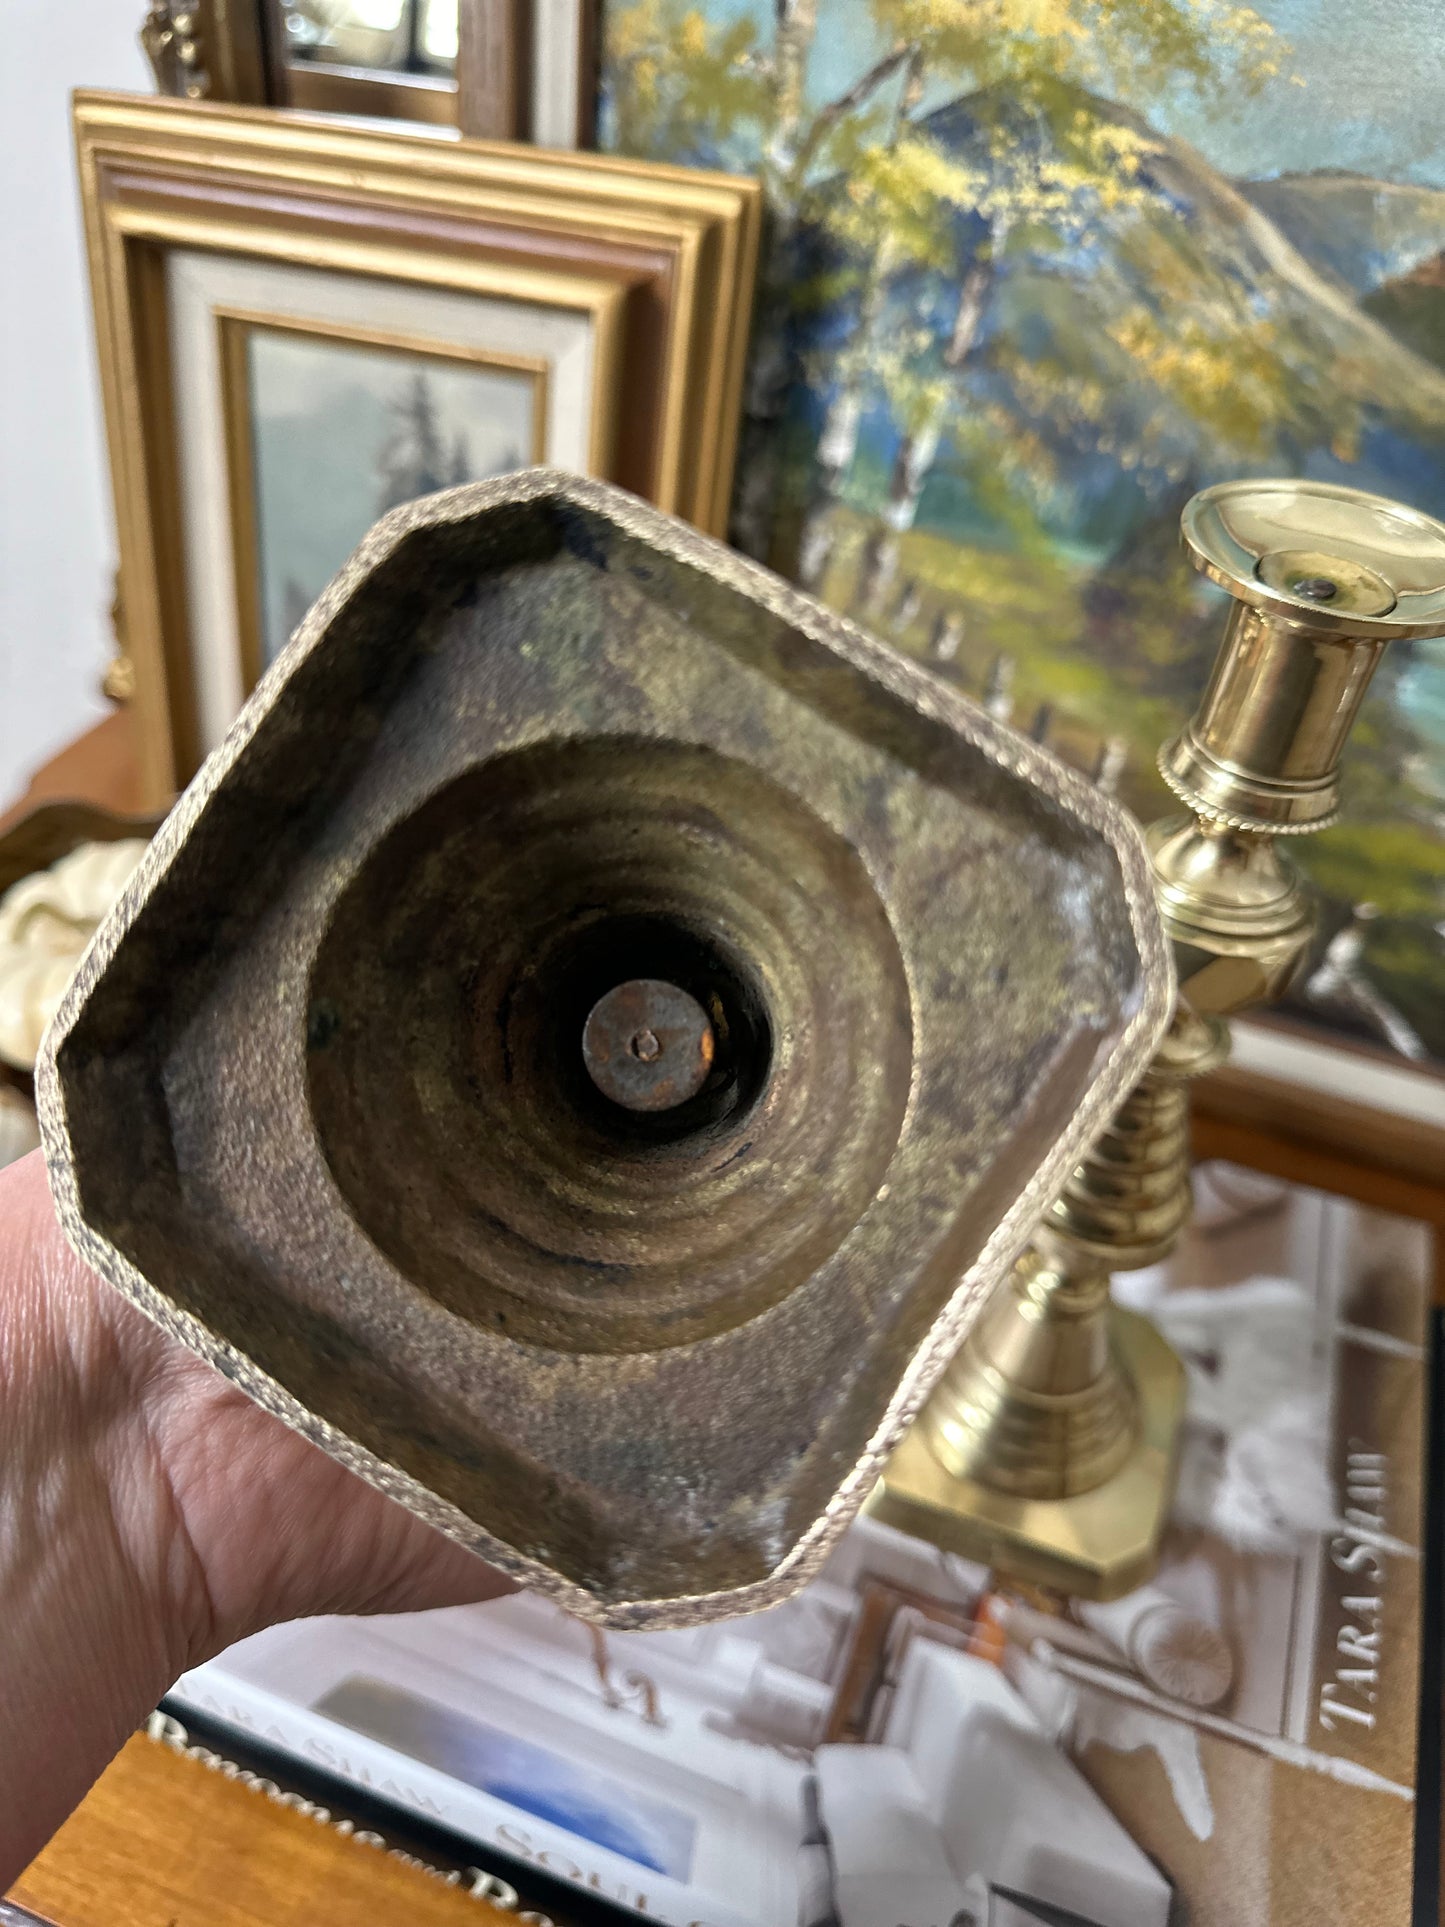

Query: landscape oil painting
[601,0,1445,1069]
[231,321,542,668]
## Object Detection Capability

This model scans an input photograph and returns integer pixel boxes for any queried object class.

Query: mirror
[280,0,459,81]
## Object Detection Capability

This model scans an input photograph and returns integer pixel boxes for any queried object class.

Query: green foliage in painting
[602,0,1445,1065]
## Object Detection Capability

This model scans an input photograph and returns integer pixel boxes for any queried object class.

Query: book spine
[149,1698,629,1927]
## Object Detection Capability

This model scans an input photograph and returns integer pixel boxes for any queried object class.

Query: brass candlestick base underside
[36,471,1170,1629]
[868,1306,1184,1601]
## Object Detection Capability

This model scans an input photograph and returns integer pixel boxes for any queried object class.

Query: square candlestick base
[867,1309,1185,1603]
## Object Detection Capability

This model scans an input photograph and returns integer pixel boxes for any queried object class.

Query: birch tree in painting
[605,0,1445,1067]
[607,0,1284,593]
[376,372,452,514]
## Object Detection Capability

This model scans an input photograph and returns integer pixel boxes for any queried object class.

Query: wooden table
[0,712,149,836]
[8,1734,509,1927]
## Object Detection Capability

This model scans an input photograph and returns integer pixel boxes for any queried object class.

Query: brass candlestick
[871,478,1445,1599]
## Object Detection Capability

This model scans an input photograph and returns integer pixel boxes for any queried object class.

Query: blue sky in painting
[703,0,1445,187]
[1162,0,1445,187]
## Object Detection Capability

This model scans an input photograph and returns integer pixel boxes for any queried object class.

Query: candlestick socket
[1162,480,1445,832]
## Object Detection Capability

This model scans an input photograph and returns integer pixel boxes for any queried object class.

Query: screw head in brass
[582,977,716,1112]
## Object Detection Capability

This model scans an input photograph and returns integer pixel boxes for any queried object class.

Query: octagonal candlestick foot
[37,470,1169,1629]
[869,1304,1185,1603]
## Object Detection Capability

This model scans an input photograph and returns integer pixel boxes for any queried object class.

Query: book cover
[169,1163,1441,1927]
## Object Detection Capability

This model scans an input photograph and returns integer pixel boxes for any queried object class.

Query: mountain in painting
[1364,251,1445,374]
[1241,171,1445,297]
[786,87,1445,1059]
[818,89,1445,554]
[599,1,1445,1066]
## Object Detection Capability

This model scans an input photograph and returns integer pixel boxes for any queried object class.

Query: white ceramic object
[1080,1586,1235,1708]
[0,839,149,1070]
[0,1085,41,1168]
[817,1643,1173,1927]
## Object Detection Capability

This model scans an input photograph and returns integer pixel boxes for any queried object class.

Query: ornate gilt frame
[74,92,761,806]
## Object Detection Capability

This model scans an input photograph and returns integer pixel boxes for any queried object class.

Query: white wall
[0,3,151,803]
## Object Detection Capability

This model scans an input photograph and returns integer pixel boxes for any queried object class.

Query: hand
[0,1149,512,1883]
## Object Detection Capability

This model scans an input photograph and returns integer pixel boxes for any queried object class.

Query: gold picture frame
[75,91,761,807]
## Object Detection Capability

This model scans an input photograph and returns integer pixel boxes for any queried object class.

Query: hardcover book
[168,1163,1440,1927]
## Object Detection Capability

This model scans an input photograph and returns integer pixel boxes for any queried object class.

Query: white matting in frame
[533,0,589,148]
[166,249,599,754]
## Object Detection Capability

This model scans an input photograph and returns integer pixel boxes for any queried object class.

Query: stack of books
[163,1165,1441,1927]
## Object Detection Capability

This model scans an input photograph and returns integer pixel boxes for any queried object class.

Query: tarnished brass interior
[39,472,1168,1626]
[306,737,913,1354]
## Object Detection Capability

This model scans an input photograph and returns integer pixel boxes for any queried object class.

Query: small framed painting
[219,316,548,683]
[76,93,760,804]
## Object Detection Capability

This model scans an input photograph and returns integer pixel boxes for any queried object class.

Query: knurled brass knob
[1161,479,1445,832]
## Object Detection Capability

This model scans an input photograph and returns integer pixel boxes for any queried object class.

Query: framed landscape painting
[599,0,1445,1096]
[76,92,761,800]
[164,240,611,765]
[220,316,547,680]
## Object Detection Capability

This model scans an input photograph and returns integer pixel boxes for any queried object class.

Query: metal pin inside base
[582,978,716,1113]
